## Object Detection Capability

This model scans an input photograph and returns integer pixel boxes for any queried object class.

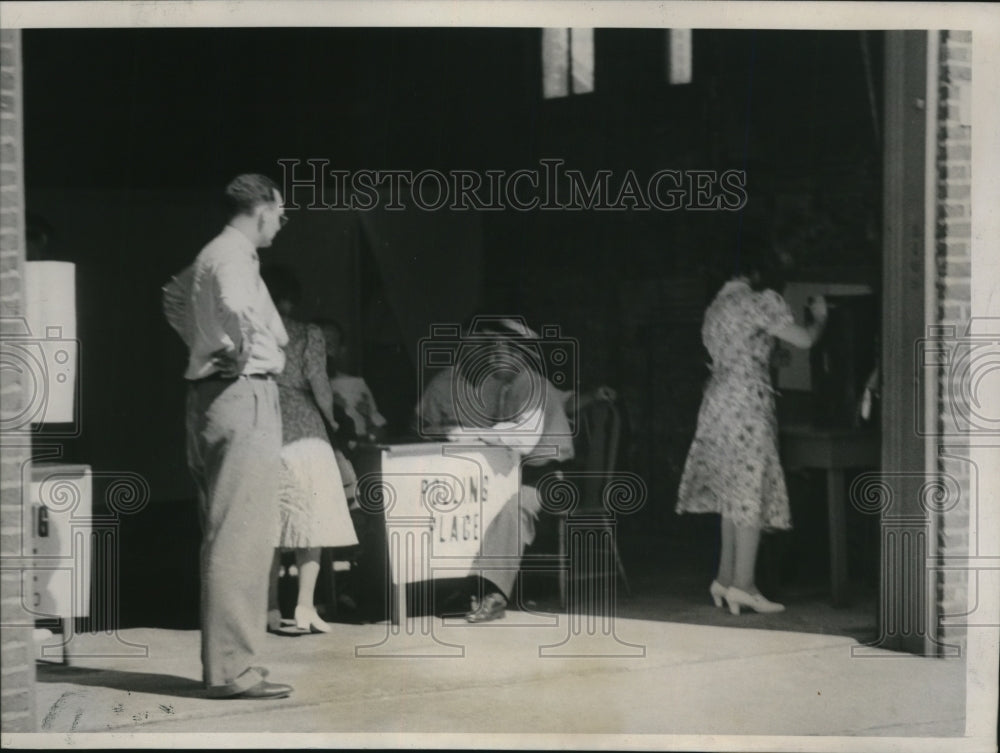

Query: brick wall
[0,28,35,732]
[933,29,972,655]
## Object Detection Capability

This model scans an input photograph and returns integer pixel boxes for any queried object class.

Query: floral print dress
[676,279,795,530]
[275,319,357,549]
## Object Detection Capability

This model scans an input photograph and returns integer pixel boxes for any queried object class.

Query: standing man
[167,174,293,699]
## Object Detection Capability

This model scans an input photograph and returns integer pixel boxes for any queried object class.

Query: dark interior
[22,27,883,636]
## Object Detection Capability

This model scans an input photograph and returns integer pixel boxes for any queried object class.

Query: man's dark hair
[223,174,280,220]
[260,264,302,307]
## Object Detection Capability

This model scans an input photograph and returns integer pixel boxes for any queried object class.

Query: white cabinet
[26,462,91,620]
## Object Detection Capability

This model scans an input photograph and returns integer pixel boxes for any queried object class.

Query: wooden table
[779,425,880,607]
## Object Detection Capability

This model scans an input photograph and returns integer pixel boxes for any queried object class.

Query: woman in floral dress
[262,266,358,634]
[676,251,827,615]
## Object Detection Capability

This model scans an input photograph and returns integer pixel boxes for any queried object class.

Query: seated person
[414,317,612,623]
[318,319,388,445]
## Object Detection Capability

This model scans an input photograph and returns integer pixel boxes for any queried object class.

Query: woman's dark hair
[732,226,793,293]
[313,318,345,341]
[260,264,302,307]
[223,173,280,219]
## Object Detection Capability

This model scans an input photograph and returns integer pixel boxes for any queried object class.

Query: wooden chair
[555,398,631,607]
[516,399,631,610]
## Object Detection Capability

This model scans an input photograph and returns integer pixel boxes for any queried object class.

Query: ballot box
[358,442,521,622]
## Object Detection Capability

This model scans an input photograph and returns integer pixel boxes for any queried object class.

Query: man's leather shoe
[465,592,507,623]
[228,680,293,700]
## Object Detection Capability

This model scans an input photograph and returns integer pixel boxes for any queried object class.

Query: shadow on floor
[509,509,880,643]
[114,481,879,646]
[36,663,205,699]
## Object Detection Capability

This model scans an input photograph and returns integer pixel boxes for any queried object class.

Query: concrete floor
[17,514,975,745]
[29,603,966,742]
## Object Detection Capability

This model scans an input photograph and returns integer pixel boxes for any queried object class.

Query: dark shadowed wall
[22,27,881,626]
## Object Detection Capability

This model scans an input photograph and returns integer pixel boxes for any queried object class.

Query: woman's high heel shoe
[709,580,728,608]
[725,586,785,615]
[294,605,333,634]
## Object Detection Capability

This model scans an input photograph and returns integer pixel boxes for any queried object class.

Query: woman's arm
[447,405,546,456]
[772,295,828,349]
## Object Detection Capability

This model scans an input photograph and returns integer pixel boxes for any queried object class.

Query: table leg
[61,617,72,666]
[826,469,850,607]
[392,583,405,627]
[389,534,406,627]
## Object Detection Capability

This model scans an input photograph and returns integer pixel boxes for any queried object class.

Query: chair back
[574,399,621,513]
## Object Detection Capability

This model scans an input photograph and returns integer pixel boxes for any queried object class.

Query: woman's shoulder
[282,319,316,351]
[708,278,749,311]
[722,279,787,309]
[304,321,326,340]
[723,278,749,292]
[283,316,306,333]
[713,278,752,302]
[286,318,324,339]
[754,287,789,310]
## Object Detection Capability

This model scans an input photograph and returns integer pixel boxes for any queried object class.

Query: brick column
[933,29,972,655]
[0,28,36,732]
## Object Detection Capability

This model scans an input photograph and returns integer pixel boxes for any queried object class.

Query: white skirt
[277,438,359,549]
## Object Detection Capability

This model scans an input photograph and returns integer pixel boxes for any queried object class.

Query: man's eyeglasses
[278,214,290,227]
